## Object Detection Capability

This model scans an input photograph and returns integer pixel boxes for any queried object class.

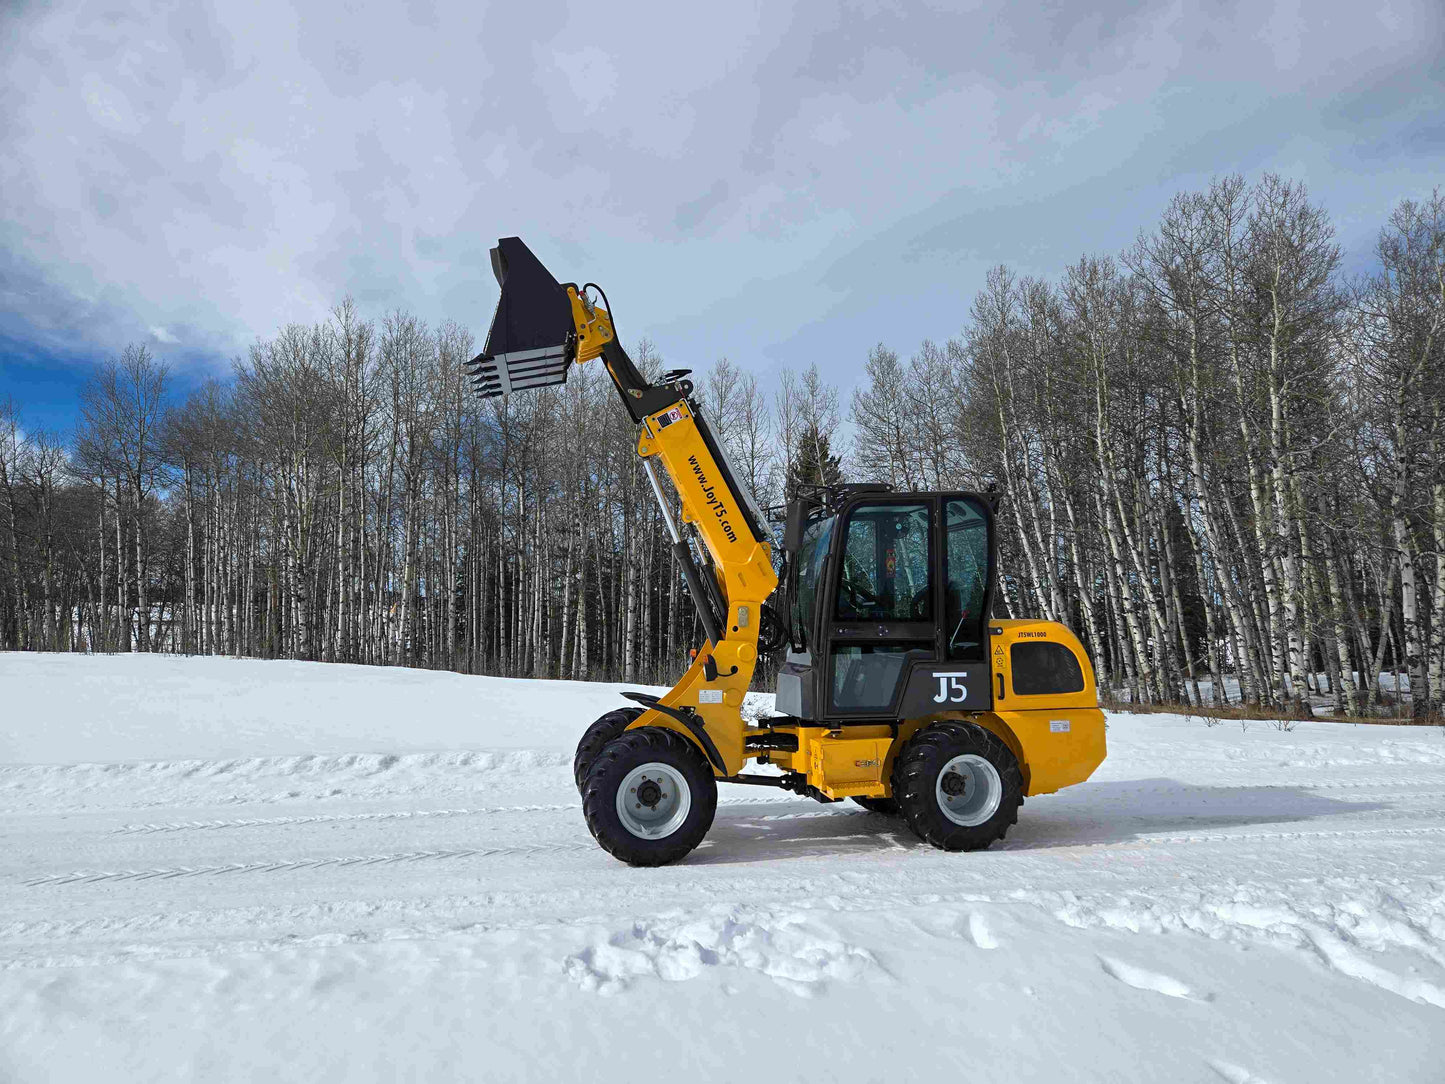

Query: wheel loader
[468,237,1107,866]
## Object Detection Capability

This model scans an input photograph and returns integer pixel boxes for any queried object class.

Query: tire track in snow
[1086,784,1445,799]
[1004,823,1445,852]
[112,804,582,834]
[728,805,1445,832]
[109,793,803,835]
[23,841,597,887]
[714,816,1445,854]
[1305,781,1445,791]
[95,811,1445,860]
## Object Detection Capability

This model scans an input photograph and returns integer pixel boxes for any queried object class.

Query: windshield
[789,514,834,651]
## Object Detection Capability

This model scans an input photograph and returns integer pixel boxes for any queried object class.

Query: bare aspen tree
[74,345,170,651]
[0,399,28,649]
[3,178,1441,718]
[1352,191,1445,717]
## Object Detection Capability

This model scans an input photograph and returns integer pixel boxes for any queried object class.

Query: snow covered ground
[3,653,1443,1084]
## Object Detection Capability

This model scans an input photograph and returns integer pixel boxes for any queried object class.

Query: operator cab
[776,486,997,722]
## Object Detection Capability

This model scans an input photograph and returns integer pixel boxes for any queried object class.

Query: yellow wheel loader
[470,238,1106,866]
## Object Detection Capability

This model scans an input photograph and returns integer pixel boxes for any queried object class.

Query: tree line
[0,174,1441,717]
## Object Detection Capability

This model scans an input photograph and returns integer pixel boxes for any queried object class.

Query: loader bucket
[466,237,574,399]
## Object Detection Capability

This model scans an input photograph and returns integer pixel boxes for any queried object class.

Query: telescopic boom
[468,237,778,777]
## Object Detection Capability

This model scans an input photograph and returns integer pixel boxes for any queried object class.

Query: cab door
[823,499,938,717]
[891,493,996,717]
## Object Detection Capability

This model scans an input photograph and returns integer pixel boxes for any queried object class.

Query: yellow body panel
[981,708,1106,795]
[812,735,892,794]
[761,726,897,799]
[985,618,1107,794]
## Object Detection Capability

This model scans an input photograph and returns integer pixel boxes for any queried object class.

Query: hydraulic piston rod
[643,457,724,649]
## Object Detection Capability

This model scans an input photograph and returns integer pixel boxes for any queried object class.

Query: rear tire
[582,727,718,867]
[893,721,1023,851]
[851,796,901,816]
[573,707,644,795]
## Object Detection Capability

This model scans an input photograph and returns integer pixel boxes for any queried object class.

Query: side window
[1010,642,1085,695]
[834,503,932,621]
[945,499,989,659]
[832,643,933,710]
[840,516,877,618]
[791,516,834,649]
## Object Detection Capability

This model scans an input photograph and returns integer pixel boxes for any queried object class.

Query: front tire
[573,707,644,794]
[582,727,718,867]
[893,721,1023,851]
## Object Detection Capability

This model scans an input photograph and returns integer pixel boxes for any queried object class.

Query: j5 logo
[933,672,969,703]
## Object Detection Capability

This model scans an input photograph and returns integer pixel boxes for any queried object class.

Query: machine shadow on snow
[995,779,1387,850]
[689,779,1387,864]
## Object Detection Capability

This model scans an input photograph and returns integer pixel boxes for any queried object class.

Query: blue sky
[2,0,1442,434]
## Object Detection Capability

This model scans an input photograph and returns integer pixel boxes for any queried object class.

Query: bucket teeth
[467,346,570,399]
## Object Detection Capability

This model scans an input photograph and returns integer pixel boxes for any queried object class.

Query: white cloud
[0,0,1439,382]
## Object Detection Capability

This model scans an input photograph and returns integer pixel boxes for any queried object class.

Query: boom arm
[467,238,777,775]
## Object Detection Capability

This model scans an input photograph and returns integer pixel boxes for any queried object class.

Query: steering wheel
[843,578,881,616]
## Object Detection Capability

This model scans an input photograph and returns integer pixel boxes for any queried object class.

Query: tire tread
[572,707,644,794]
[582,727,717,867]
[892,720,1024,851]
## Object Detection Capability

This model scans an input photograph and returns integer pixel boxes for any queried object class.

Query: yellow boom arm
[465,237,778,776]
[570,288,778,774]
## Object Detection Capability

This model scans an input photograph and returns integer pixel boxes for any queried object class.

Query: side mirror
[783,500,806,554]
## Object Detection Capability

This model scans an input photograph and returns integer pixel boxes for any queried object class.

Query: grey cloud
[0,0,1440,392]
[90,189,119,220]
[675,180,730,233]
[1325,45,1445,128]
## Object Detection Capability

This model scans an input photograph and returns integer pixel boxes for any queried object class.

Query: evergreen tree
[787,420,843,500]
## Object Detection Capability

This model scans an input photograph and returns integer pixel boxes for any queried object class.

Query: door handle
[996,672,1005,701]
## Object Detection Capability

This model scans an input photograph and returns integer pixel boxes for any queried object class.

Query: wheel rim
[616,762,692,840]
[935,754,1003,827]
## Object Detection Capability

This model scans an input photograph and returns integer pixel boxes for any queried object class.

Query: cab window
[945,498,989,659]
[790,515,834,650]
[834,503,932,621]
[829,501,933,715]
[832,643,933,710]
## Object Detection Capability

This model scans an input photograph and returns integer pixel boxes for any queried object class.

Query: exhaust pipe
[466,237,575,399]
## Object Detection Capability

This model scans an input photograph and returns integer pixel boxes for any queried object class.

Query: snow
[0,651,663,763]
[3,653,1444,1083]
